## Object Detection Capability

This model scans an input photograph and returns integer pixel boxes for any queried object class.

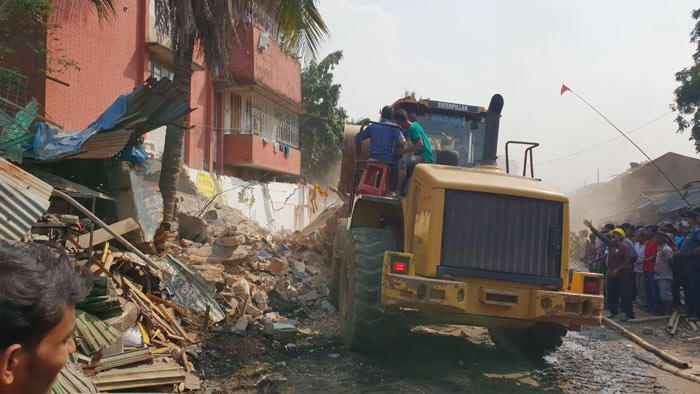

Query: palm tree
[153,0,328,224]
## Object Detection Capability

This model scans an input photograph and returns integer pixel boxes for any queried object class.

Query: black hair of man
[381,106,394,120]
[0,241,92,351]
[620,223,632,230]
[603,223,615,231]
[681,210,698,220]
[393,108,409,123]
[646,224,659,234]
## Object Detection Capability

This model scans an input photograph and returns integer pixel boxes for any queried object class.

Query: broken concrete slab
[266,257,288,276]
[178,213,210,244]
[234,317,249,333]
[107,164,163,244]
[216,234,246,248]
[291,260,306,273]
[320,300,336,313]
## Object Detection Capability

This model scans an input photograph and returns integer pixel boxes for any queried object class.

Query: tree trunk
[159,36,195,224]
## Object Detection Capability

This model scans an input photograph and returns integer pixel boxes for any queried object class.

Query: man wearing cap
[584,220,635,320]
[679,211,700,321]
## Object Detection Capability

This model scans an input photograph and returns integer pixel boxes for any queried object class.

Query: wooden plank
[76,218,139,249]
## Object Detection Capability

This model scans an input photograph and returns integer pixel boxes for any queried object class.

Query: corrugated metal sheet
[441,189,563,278]
[91,362,185,391]
[52,361,97,394]
[643,189,700,214]
[153,254,226,323]
[37,77,193,162]
[0,158,53,242]
[75,309,121,355]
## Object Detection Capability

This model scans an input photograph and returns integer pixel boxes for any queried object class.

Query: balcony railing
[219,108,298,148]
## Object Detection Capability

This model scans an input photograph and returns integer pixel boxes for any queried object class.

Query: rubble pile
[1,156,343,393]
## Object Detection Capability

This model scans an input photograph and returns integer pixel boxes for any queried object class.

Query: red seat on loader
[357,162,390,196]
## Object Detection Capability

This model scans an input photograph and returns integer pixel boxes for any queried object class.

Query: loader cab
[392,97,489,167]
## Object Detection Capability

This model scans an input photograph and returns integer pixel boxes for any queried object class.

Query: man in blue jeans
[679,210,700,321]
[354,106,405,163]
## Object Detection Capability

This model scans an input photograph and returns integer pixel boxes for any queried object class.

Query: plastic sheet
[31,94,129,160]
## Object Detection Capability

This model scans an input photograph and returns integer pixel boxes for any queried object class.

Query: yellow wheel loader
[331,94,604,356]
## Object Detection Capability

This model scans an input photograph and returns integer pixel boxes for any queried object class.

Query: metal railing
[220,108,299,148]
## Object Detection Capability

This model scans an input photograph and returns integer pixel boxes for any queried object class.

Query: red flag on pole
[560,84,570,95]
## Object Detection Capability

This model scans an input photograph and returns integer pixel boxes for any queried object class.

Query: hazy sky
[315,0,699,192]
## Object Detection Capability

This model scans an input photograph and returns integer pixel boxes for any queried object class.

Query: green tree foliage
[300,50,347,182]
[674,8,700,151]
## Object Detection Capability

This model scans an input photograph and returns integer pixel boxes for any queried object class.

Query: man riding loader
[331,94,605,356]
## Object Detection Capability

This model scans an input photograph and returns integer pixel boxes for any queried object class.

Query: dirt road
[195,309,699,394]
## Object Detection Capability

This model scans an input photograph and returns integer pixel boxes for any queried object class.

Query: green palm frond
[89,0,116,18]
[268,0,329,60]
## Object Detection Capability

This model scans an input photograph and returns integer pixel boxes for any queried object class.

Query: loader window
[411,113,486,167]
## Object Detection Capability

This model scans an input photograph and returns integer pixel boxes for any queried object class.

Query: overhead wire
[537,110,673,166]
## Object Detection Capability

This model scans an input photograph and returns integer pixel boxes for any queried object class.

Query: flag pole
[561,84,689,207]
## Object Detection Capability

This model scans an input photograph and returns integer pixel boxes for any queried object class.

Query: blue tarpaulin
[31,94,129,160]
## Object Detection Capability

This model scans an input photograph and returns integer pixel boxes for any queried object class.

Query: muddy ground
[191,302,700,394]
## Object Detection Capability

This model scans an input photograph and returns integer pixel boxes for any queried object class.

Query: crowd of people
[574,210,700,322]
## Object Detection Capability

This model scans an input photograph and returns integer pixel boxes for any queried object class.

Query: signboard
[427,100,480,113]
[196,172,217,197]
[424,113,464,126]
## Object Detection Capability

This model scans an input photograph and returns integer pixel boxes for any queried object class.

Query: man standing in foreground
[584,220,635,321]
[0,242,92,394]
[392,109,434,195]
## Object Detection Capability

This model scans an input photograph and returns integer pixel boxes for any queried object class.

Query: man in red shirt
[639,225,660,309]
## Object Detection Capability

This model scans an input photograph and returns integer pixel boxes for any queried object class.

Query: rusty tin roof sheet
[0,158,53,242]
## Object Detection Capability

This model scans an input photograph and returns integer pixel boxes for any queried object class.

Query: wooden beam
[76,218,140,249]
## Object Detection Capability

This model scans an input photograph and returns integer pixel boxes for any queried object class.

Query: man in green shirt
[392,109,434,195]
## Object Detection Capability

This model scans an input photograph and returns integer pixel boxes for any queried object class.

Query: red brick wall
[45,0,147,130]
[227,24,301,105]
[223,134,300,175]
[252,26,302,104]
[184,68,214,171]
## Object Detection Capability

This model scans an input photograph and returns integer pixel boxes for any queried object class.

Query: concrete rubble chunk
[264,322,298,340]
[266,257,289,276]
[306,265,320,275]
[291,260,306,273]
[253,291,269,311]
[234,317,249,333]
[231,279,250,297]
[178,213,210,244]
[246,303,264,318]
[216,234,247,248]
[320,300,336,313]
[299,289,319,303]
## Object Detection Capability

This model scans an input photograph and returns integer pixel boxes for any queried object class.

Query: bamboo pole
[688,336,700,343]
[633,355,700,385]
[668,311,680,330]
[52,190,160,272]
[671,315,681,336]
[602,317,689,369]
[627,315,671,323]
[688,320,699,332]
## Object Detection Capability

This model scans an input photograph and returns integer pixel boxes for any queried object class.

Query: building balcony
[221,22,302,106]
[223,133,300,175]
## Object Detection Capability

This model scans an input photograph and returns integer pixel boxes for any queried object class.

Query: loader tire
[340,227,399,350]
[329,218,348,308]
[488,323,567,358]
